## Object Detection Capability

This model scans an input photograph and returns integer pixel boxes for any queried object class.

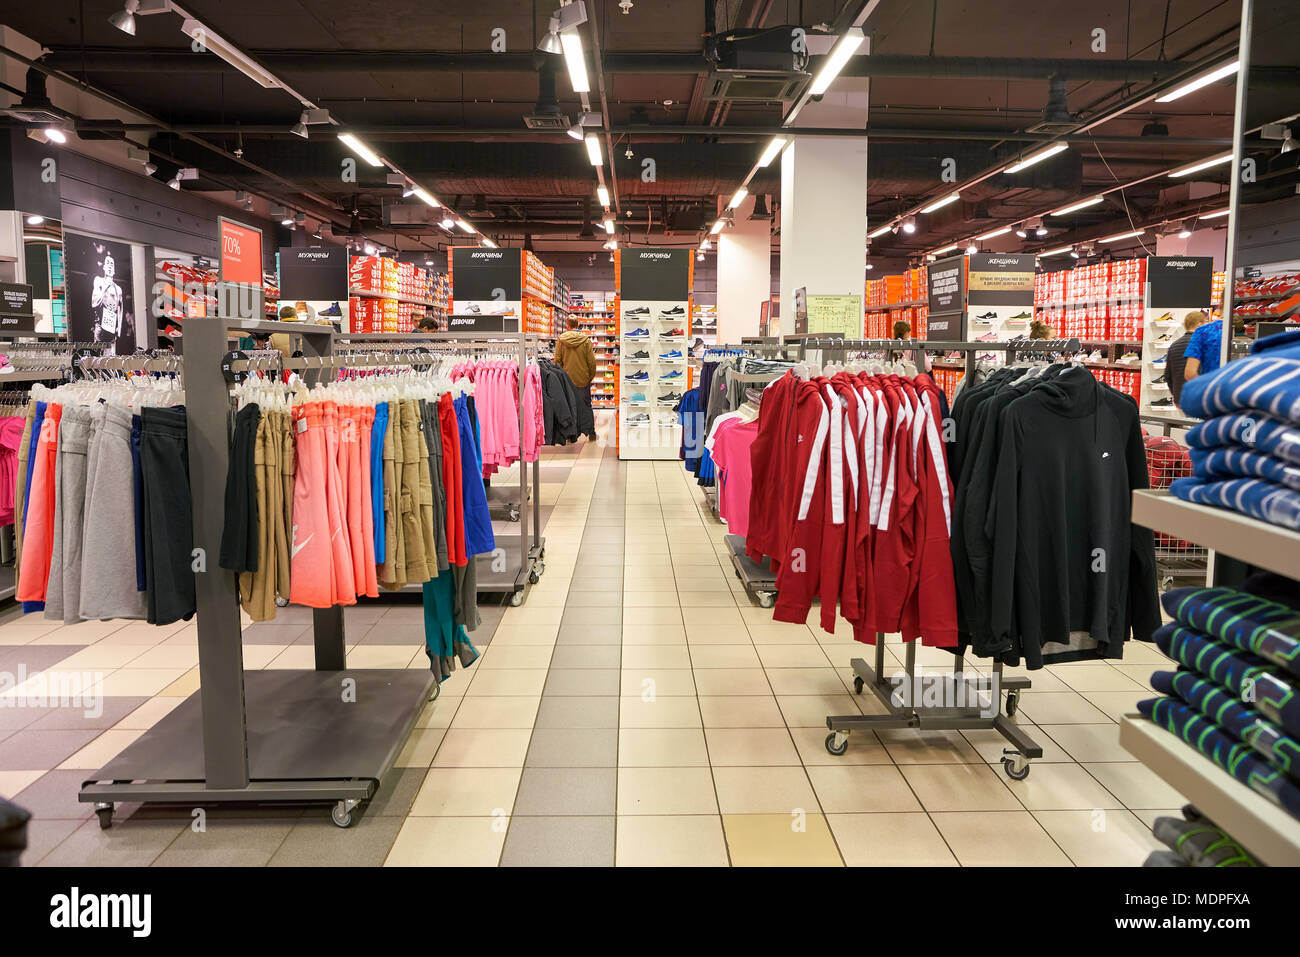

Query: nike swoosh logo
[290,526,312,560]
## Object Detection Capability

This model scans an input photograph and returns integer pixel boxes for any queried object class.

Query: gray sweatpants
[81,405,147,620]
[45,406,92,624]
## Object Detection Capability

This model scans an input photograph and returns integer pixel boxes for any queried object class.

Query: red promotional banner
[219,218,263,286]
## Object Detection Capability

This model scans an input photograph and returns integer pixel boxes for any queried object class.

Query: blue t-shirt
[1183,319,1224,376]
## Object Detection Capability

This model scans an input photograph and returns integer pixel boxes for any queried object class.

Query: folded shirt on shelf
[1161,585,1300,678]
[1138,695,1300,820]
[1189,446,1300,491]
[1168,475,1300,531]
[1154,622,1300,739]
[1151,669,1300,779]
[1180,328,1300,421]
[1186,412,1300,466]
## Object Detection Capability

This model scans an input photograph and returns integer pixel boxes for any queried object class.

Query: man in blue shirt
[1182,316,1223,383]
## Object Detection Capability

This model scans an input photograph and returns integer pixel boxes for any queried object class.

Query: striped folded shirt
[1169,474,1300,531]
[1189,446,1300,491]
[1162,585,1300,679]
[1180,328,1300,420]
[1186,412,1300,465]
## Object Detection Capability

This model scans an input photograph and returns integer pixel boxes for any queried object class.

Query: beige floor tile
[51,643,148,669]
[450,696,542,729]
[241,644,286,670]
[616,815,729,866]
[1082,762,1189,809]
[930,811,1073,866]
[111,696,183,731]
[1040,724,1135,763]
[477,644,554,669]
[901,763,1021,812]
[1015,691,1112,725]
[828,812,959,867]
[620,645,692,670]
[97,621,188,644]
[618,728,710,767]
[56,729,145,771]
[157,668,200,698]
[689,644,762,668]
[409,766,524,817]
[1079,690,1148,723]
[691,668,771,696]
[346,645,419,669]
[623,592,680,608]
[747,623,817,644]
[806,764,923,813]
[1004,667,1072,693]
[620,624,687,645]
[618,766,718,815]
[46,619,128,643]
[625,606,685,626]
[488,624,560,646]
[0,769,44,796]
[1032,809,1164,866]
[712,766,818,814]
[499,605,565,627]
[385,817,506,866]
[619,695,703,729]
[1051,664,1150,693]
[432,728,533,768]
[395,727,448,767]
[620,668,697,697]
[91,668,187,697]
[705,728,800,766]
[1004,761,1124,810]
[789,726,893,765]
[722,812,843,866]
[685,623,753,645]
[777,693,865,728]
[698,695,786,728]
[265,646,317,669]
[757,644,833,669]
[678,590,739,607]
[465,668,548,697]
[878,729,984,764]
[681,606,745,626]
[0,620,67,644]
[765,668,854,696]
[1111,664,1160,688]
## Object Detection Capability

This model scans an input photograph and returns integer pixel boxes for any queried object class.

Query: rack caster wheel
[1002,754,1031,780]
[429,680,442,701]
[331,800,357,829]
[1005,691,1019,717]
[825,731,849,756]
[507,506,520,522]
[755,590,775,609]
[510,591,525,607]
[95,802,114,830]
[853,675,865,695]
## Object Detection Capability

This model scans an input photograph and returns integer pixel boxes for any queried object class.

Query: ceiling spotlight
[1015,226,1028,239]
[291,111,310,139]
[901,215,917,234]
[1281,128,1298,154]
[143,162,157,175]
[44,125,68,144]
[1070,248,1081,258]
[167,174,181,190]
[603,239,617,250]
[26,214,44,225]
[697,250,704,262]
[537,15,563,54]
[866,263,874,270]
[401,183,416,197]
[1178,220,1193,239]
[965,243,977,254]
[1034,219,1048,236]
[312,227,323,240]
[294,212,307,225]
[108,0,140,35]
[440,215,456,230]
[363,243,376,255]
[700,239,711,250]
[272,205,290,224]
[566,121,584,141]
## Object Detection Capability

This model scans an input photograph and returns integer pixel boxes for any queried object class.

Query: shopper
[1165,310,1208,407]
[1182,311,1225,385]
[1029,319,1054,339]
[554,316,597,440]
[418,315,441,333]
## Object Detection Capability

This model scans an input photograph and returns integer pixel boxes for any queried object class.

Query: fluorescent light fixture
[603,219,614,234]
[1155,60,1238,103]
[727,186,749,209]
[920,192,960,214]
[179,18,280,89]
[440,215,456,229]
[868,224,893,239]
[976,226,1011,241]
[596,186,609,206]
[931,243,959,255]
[808,27,865,96]
[456,219,476,234]
[1099,228,1145,242]
[560,31,590,94]
[413,188,440,207]
[44,126,68,144]
[26,214,44,225]
[338,133,384,167]
[480,238,497,248]
[584,134,602,166]
[1169,153,1232,178]
[1198,208,1231,219]
[1050,195,1104,216]
[757,136,787,168]
[1003,142,1068,174]
[1038,244,1074,256]
[710,220,726,235]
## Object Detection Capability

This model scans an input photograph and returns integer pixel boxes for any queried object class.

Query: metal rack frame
[78,318,435,830]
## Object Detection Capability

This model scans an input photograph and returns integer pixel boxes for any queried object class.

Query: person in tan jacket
[554,318,598,439]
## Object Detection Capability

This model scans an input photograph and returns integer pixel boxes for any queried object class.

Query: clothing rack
[79,317,436,830]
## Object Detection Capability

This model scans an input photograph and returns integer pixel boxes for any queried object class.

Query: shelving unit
[569,296,620,409]
[1131,489,1300,580]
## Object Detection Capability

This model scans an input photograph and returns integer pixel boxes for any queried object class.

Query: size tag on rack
[68,347,97,383]
[221,350,248,385]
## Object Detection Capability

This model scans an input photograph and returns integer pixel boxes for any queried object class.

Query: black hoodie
[986,366,1161,669]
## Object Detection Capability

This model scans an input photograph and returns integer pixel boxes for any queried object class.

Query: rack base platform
[725,534,776,608]
[79,668,434,827]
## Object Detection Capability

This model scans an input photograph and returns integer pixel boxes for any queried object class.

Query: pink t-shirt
[710,418,759,538]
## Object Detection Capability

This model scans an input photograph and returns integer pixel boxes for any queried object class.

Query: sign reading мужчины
[967,253,1035,306]
[620,248,691,301]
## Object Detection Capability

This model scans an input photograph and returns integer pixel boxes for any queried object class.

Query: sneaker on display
[625,306,650,316]
[1008,311,1033,320]
[163,324,183,338]
[1150,372,1168,384]
[658,349,683,359]
[662,328,686,338]
[626,392,647,402]
[320,301,343,317]
[1152,355,1168,367]
[1154,311,1173,323]
[975,332,1000,342]
[659,370,683,379]
[627,412,651,424]
[1153,334,1173,345]
[659,390,682,402]
[1150,397,1175,409]
[627,350,650,360]
[660,305,685,316]
[625,327,650,338]
[1117,352,1141,364]
[1085,350,1104,362]
[975,311,998,320]
[625,370,650,381]
[466,303,481,314]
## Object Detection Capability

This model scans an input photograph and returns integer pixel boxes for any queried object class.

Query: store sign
[967,253,1035,306]
[0,281,34,330]
[1148,256,1213,308]
[926,255,965,341]
[619,248,692,301]
[447,313,519,333]
[219,218,264,287]
[279,246,347,301]
[452,247,522,301]
[806,294,862,338]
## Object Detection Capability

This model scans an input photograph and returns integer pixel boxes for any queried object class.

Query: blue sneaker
[1151,355,1167,367]
[658,350,683,359]
[625,370,649,381]
[627,392,647,402]
[659,369,683,379]
[625,327,650,337]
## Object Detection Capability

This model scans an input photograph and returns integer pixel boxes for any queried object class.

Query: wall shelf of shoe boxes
[156,256,219,342]
[1232,270,1300,338]
[348,255,447,333]
[865,266,929,339]
[570,291,619,409]
[523,250,569,338]
[615,247,693,460]
[447,247,567,337]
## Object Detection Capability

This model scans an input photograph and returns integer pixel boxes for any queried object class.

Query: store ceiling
[2,0,1290,263]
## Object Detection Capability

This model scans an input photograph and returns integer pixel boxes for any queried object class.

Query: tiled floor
[0,418,1185,866]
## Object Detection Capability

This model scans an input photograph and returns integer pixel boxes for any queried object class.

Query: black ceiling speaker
[347,210,363,236]
[749,195,771,220]
[578,197,595,238]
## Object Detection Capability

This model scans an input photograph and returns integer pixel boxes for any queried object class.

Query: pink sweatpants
[289,403,334,608]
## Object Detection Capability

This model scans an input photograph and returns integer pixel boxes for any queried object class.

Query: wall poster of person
[65,233,138,355]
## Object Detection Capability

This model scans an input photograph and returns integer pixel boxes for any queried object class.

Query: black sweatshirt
[986,367,1161,669]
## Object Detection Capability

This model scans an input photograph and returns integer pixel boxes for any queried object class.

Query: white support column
[716,195,772,344]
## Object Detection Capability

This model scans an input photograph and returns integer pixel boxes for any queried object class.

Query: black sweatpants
[141,406,196,624]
